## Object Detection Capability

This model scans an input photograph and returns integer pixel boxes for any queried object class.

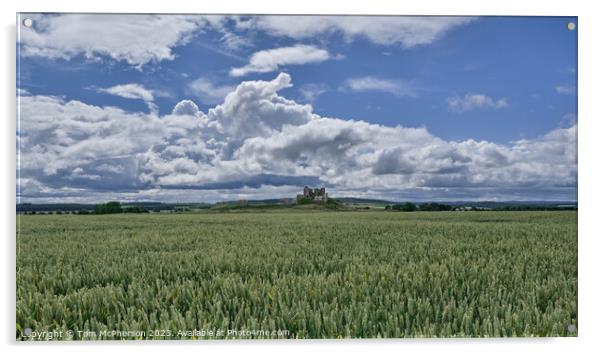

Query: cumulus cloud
[230,45,333,77]
[343,76,417,97]
[446,93,508,112]
[236,16,474,47]
[17,94,166,195]
[18,14,212,68]
[187,77,235,104]
[135,72,316,188]
[232,116,575,192]
[172,99,201,116]
[18,73,576,203]
[207,72,315,141]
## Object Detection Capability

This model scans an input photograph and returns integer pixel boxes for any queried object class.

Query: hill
[209,198,351,212]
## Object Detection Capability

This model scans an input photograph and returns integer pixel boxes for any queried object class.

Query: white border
[2,1,600,353]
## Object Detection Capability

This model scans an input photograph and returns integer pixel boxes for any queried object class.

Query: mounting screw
[567,324,577,333]
[567,22,576,31]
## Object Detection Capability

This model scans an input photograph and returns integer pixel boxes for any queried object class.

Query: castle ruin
[296,186,328,203]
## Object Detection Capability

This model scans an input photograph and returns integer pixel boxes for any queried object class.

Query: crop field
[16,211,577,340]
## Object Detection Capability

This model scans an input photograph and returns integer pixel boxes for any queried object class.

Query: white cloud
[555,84,576,95]
[98,83,154,102]
[187,77,235,104]
[18,14,210,68]
[18,73,576,203]
[207,73,316,141]
[237,16,474,47]
[232,116,575,192]
[446,93,508,112]
[18,14,474,72]
[230,45,333,77]
[172,99,201,116]
[18,94,166,180]
[136,72,317,187]
[343,76,416,96]
[96,83,158,113]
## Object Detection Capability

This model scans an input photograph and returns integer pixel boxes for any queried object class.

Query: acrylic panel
[16,14,577,340]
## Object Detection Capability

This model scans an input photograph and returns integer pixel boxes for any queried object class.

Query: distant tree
[95,201,122,214]
[122,206,149,213]
[391,202,417,212]
[419,202,453,211]
[297,198,314,205]
[401,202,417,212]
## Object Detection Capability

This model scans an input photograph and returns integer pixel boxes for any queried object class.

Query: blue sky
[17,15,577,203]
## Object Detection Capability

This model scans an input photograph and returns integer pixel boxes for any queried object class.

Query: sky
[16,14,578,203]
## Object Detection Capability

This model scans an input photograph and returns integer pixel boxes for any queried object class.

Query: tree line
[385,202,452,212]
[385,202,576,212]
[94,201,149,214]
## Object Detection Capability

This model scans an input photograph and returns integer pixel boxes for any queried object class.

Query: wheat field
[16,211,577,339]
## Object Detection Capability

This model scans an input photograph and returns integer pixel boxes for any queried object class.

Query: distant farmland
[16,211,577,339]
